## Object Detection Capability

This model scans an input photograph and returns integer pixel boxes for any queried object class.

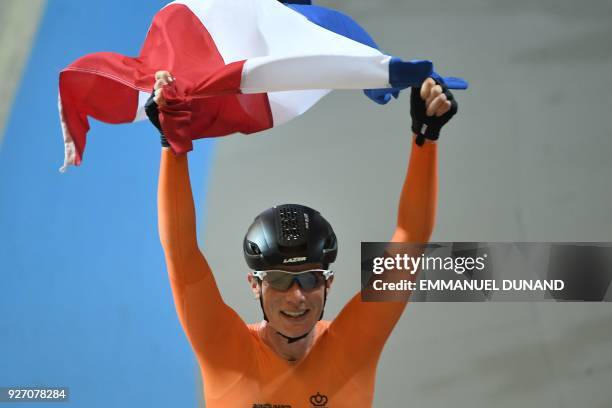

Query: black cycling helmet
[244,204,337,270]
[245,204,337,342]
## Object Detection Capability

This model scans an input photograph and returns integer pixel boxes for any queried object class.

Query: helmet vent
[278,205,304,243]
[247,241,262,255]
[324,234,336,250]
[244,204,337,270]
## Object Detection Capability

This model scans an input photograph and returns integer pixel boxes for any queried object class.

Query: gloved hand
[410,77,458,146]
[144,71,174,148]
[144,92,170,148]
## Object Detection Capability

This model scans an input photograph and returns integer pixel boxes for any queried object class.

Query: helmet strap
[259,295,269,322]
[319,286,328,320]
[275,330,311,344]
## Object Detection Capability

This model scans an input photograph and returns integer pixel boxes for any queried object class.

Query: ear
[325,276,334,291]
[247,272,261,299]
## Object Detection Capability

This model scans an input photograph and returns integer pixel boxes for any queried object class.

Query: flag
[58,0,468,171]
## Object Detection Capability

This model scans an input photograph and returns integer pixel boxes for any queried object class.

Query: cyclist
[148,70,457,407]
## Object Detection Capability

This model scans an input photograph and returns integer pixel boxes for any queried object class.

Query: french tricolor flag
[58,0,467,171]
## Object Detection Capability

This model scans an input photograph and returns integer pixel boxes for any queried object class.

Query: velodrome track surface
[1,1,612,407]
[0,1,207,407]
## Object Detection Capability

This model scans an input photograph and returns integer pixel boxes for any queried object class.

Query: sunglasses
[252,269,334,291]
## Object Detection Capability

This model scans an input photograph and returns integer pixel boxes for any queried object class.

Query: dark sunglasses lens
[265,272,295,291]
[264,271,325,291]
[295,272,321,290]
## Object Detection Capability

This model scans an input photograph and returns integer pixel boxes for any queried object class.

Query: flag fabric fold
[58,0,467,171]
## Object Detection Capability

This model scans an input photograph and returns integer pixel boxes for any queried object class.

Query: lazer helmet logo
[283,257,307,264]
[309,392,328,407]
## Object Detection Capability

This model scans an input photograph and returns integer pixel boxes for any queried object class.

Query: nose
[285,280,307,303]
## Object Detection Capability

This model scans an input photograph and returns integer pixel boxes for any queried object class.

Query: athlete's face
[248,263,333,338]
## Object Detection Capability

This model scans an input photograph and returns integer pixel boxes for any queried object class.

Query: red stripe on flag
[158,60,273,154]
[59,66,140,165]
[59,4,273,165]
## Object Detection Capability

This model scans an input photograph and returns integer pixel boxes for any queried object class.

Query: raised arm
[157,148,211,295]
[330,78,458,363]
[392,77,456,243]
[153,72,253,379]
[391,136,437,244]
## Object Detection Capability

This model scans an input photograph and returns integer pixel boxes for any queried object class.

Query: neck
[260,321,317,361]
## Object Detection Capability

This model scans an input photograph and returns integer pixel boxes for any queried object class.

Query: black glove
[410,78,458,146]
[144,90,170,148]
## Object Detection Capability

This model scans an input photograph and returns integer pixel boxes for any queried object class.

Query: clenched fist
[410,77,458,146]
[153,70,174,106]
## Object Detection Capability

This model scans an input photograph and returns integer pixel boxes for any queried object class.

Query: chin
[285,325,315,339]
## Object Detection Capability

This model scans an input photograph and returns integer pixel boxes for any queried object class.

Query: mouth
[280,309,310,320]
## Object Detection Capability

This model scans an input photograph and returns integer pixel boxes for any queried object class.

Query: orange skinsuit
[157,139,437,407]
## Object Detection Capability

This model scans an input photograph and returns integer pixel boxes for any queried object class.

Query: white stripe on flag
[267,89,330,126]
[58,95,76,173]
[172,0,266,63]
[134,91,151,122]
[175,0,391,126]
[241,55,391,93]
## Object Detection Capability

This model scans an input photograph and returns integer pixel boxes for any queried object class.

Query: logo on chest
[309,392,328,407]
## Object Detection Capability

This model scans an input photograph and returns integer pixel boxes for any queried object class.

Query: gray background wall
[201,1,612,407]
